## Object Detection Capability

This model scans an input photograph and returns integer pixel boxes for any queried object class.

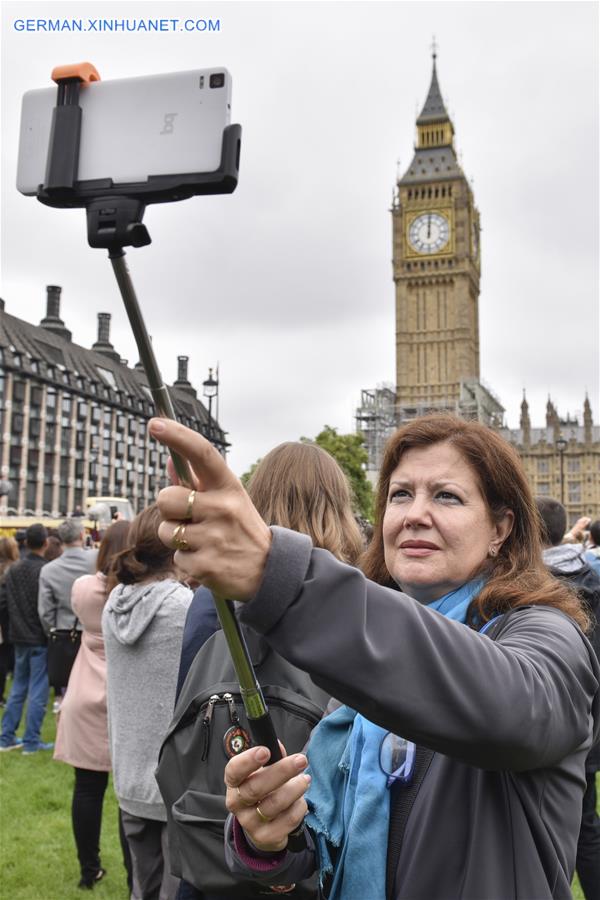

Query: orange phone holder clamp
[43,63,100,195]
[41,62,150,251]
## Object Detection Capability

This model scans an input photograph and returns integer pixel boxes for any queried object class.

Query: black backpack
[156,625,330,898]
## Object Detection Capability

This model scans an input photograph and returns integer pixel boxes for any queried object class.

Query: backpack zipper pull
[223,692,240,725]
[200,694,219,761]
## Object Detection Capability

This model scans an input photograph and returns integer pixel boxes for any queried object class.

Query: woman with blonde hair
[169,440,363,900]
[175,440,363,696]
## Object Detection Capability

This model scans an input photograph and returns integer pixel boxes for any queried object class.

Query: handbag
[47,618,81,688]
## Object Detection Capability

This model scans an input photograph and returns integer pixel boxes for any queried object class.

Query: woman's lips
[399,541,440,557]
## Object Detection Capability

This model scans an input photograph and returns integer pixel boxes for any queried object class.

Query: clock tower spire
[391,50,502,425]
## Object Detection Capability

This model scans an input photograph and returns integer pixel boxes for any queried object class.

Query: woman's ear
[490,508,514,556]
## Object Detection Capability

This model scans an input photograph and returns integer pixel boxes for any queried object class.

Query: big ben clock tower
[392,50,501,423]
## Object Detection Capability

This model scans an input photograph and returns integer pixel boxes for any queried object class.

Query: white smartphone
[17,68,232,195]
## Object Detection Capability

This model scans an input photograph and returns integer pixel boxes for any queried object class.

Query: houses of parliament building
[356,51,600,522]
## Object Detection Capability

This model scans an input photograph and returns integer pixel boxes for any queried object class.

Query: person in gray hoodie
[103,504,192,900]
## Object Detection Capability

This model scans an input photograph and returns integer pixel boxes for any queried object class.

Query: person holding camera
[150,414,599,900]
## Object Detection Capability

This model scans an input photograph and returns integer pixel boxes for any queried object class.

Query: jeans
[0,644,49,750]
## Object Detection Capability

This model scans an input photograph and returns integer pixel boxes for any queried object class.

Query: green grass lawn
[0,692,594,899]
[0,697,128,900]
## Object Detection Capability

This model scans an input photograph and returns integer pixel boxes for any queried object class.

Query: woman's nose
[403,495,432,527]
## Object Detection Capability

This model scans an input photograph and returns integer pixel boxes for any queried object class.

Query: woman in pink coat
[54,521,130,890]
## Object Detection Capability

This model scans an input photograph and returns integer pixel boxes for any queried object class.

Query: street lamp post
[202,367,218,442]
[556,436,567,506]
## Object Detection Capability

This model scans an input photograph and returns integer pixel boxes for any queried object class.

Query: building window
[537,459,549,474]
[568,482,581,504]
[537,482,550,496]
[567,458,580,474]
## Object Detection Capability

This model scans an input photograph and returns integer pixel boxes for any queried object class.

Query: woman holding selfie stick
[150,414,599,900]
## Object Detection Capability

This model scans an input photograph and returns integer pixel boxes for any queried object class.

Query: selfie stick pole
[108,250,294,771]
[41,65,303,833]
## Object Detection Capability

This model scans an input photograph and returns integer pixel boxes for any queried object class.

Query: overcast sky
[1,0,598,477]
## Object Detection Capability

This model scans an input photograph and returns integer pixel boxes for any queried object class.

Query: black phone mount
[38,66,241,252]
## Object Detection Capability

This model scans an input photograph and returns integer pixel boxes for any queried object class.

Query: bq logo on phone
[160,113,178,135]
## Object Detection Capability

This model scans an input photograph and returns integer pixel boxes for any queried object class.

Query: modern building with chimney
[0,285,227,516]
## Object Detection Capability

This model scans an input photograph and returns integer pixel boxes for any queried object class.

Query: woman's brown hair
[361,413,589,631]
[0,537,19,577]
[109,505,175,592]
[247,442,363,565]
[96,520,131,586]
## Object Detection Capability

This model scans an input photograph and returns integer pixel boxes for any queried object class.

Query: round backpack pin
[223,725,251,758]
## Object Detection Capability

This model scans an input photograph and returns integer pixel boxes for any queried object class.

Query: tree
[240,459,261,488]
[240,426,374,521]
[303,425,374,522]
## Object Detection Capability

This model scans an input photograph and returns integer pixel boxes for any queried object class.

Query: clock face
[408,212,450,254]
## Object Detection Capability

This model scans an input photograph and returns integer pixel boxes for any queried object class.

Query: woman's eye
[436,491,461,503]
[389,489,410,503]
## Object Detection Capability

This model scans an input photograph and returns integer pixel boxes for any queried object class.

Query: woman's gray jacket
[225,526,600,900]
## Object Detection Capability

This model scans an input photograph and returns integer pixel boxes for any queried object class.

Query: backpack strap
[385,744,435,899]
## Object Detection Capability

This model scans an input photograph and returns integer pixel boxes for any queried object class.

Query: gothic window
[567,458,580,473]
[537,459,549,474]
[568,482,581,503]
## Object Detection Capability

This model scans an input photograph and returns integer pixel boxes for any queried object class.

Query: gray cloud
[1,1,598,477]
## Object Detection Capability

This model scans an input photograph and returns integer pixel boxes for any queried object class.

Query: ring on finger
[236,786,254,808]
[172,523,189,552]
[256,804,272,824]
[183,490,196,521]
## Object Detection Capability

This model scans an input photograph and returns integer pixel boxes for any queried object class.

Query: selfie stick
[40,63,305,844]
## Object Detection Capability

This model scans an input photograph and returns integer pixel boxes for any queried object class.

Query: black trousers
[576,771,600,900]
[72,768,109,883]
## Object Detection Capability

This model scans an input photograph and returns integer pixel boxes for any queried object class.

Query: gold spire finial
[431,35,438,61]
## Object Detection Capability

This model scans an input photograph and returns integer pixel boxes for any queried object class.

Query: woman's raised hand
[150,418,272,600]
[224,745,311,852]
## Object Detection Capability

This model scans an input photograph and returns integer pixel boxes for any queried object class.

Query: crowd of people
[0,412,598,900]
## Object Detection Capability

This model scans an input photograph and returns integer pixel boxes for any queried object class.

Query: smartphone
[17,68,232,195]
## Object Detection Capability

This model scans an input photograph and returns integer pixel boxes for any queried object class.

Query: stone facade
[501,396,600,521]
[0,286,227,517]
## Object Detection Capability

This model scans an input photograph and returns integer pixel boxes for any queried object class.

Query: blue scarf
[305,577,485,900]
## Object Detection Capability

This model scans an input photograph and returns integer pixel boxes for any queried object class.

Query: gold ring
[236,786,254,808]
[172,523,189,551]
[183,490,196,521]
[256,804,272,824]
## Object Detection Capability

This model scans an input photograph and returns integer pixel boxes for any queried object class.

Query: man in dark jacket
[0,524,53,754]
[537,497,600,900]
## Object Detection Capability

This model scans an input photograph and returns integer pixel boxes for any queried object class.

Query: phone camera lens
[209,73,225,89]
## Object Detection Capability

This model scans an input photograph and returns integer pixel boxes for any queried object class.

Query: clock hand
[427,214,431,238]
